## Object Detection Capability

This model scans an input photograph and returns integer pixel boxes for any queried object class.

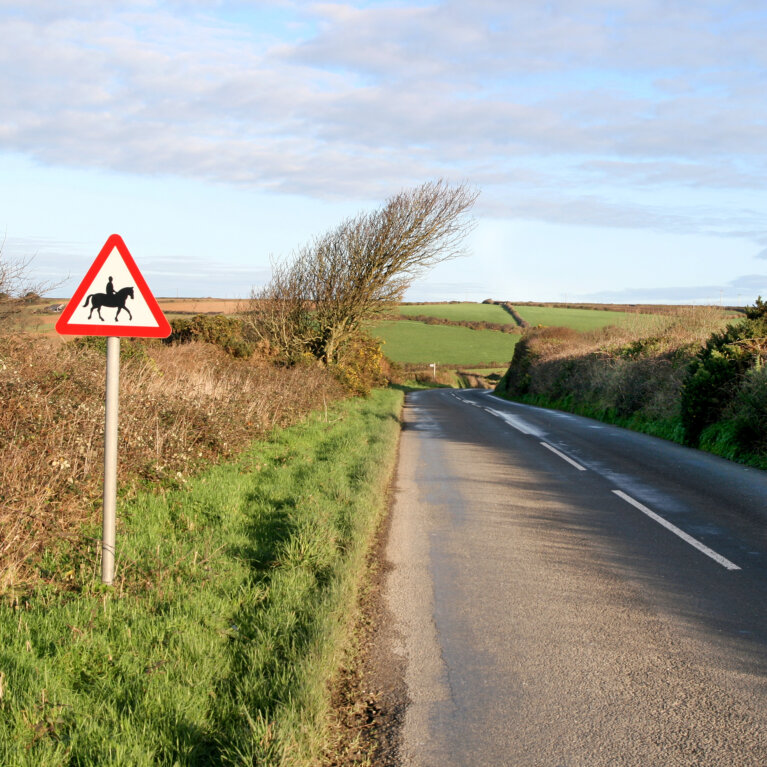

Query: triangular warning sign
[56,235,171,338]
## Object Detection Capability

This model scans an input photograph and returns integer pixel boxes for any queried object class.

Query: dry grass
[0,335,345,593]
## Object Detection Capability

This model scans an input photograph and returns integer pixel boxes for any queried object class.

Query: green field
[374,320,519,365]
[514,305,654,332]
[398,302,516,324]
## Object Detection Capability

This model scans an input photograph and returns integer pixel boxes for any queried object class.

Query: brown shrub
[0,335,346,592]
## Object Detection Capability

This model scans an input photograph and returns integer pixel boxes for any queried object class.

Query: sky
[1,0,767,304]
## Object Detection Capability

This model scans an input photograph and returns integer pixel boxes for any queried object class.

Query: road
[384,388,767,767]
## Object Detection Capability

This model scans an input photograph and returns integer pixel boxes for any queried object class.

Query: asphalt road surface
[385,388,767,767]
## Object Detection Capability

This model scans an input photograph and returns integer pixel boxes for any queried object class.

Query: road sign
[56,234,171,338]
[55,235,172,584]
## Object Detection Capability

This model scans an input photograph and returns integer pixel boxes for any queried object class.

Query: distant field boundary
[496,302,529,328]
[510,300,745,317]
[396,313,521,335]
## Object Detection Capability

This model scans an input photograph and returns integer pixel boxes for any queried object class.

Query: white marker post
[56,235,171,584]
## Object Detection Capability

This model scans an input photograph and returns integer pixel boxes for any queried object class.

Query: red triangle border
[55,234,171,338]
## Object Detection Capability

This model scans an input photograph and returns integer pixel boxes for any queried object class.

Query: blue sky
[2,0,767,304]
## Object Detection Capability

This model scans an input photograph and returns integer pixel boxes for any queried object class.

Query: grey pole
[102,336,120,585]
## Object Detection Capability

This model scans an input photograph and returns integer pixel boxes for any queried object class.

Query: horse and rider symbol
[82,276,135,322]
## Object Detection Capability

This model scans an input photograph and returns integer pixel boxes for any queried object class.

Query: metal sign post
[56,235,170,585]
[102,337,120,584]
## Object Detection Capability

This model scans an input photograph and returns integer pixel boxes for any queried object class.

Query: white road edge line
[612,490,741,571]
[540,441,587,471]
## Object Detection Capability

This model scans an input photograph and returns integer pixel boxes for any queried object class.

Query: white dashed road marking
[612,490,741,571]
[540,441,587,471]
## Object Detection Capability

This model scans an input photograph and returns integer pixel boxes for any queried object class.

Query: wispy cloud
[578,273,767,304]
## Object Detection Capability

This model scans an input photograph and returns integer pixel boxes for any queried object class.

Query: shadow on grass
[202,486,321,763]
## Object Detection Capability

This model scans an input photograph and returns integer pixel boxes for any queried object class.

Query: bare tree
[0,239,53,330]
[246,180,479,364]
[245,252,318,362]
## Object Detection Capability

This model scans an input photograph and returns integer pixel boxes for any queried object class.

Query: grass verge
[0,388,403,766]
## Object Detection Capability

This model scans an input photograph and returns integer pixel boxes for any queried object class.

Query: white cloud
[1,0,766,251]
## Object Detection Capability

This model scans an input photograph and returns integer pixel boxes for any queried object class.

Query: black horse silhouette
[83,286,135,322]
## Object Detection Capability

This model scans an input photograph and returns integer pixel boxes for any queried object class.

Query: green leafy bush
[680,304,767,445]
[729,363,767,454]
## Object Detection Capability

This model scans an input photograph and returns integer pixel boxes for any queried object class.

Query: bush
[680,310,767,445]
[495,301,767,466]
[72,335,154,362]
[497,326,579,396]
[729,363,767,454]
[167,314,255,358]
[331,332,387,396]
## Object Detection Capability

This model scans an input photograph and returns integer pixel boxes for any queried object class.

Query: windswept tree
[246,180,479,367]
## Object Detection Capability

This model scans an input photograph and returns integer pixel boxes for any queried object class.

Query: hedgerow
[0,334,345,593]
[496,303,767,468]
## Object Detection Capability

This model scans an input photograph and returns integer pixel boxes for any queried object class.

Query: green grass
[513,305,655,332]
[373,320,519,365]
[398,302,516,324]
[0,389,403,766]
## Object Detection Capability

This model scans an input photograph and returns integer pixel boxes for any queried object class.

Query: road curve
[385,388,767,767]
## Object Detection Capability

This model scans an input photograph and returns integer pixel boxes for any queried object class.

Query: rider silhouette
[106,276,115,296]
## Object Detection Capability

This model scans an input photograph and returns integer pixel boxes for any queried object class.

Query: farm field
[373,319,518,365]
[398,302,516,324]
[7,297,243,334]
[156,297,242,316]
[513,304,657,332]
